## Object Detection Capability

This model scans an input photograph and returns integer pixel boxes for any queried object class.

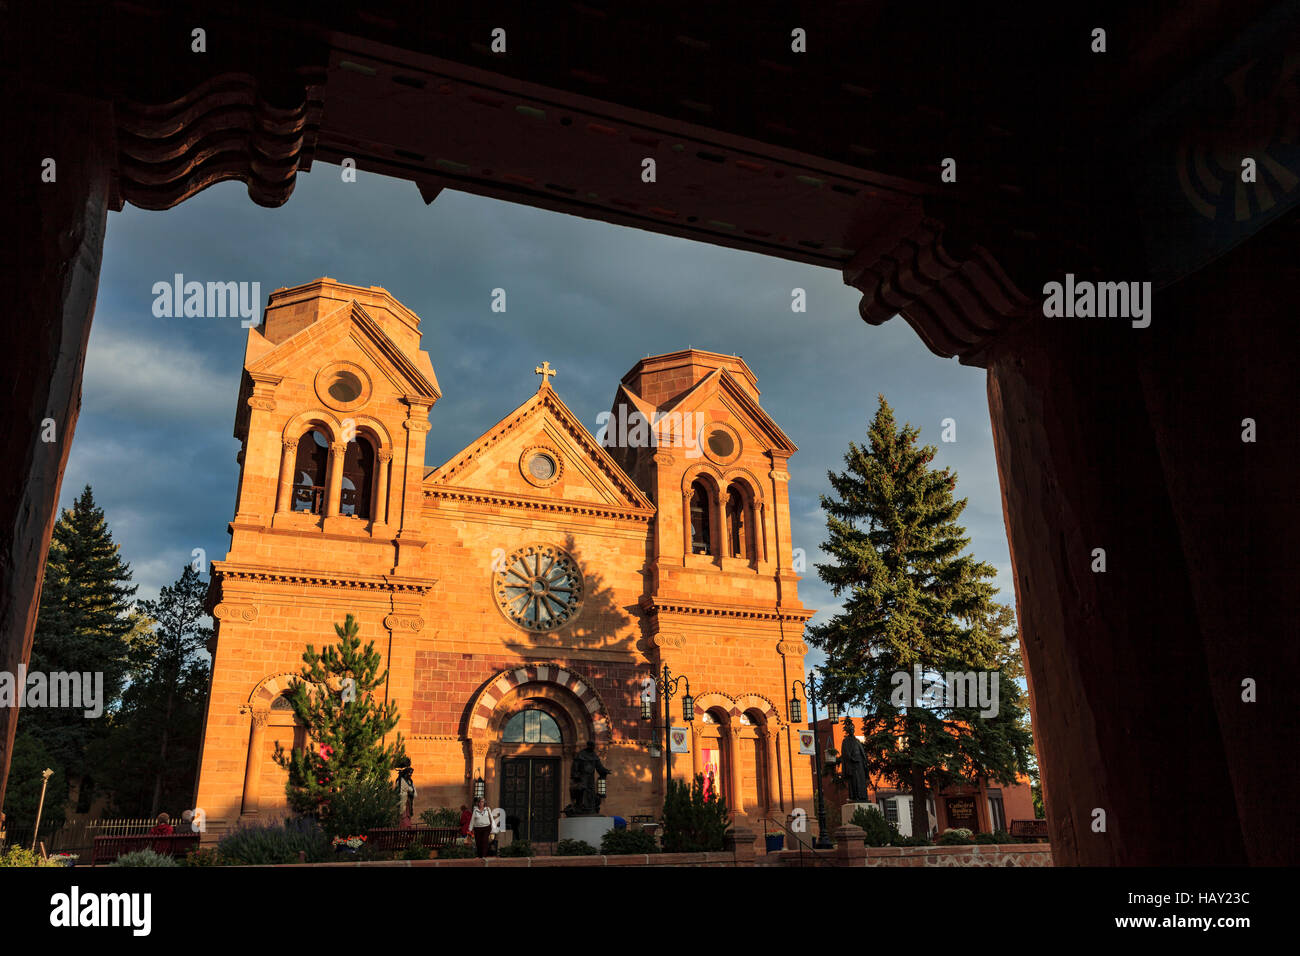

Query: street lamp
[31,768,53,852]
[473,775,485,802]
[790,672,832,849]
[641,664,694,788]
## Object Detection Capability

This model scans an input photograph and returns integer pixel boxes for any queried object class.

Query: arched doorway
[497,706,565,843]
[466,664,613,844]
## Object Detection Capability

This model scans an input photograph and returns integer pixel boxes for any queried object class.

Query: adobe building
[810,717,1037,839]
[194,278,817,842]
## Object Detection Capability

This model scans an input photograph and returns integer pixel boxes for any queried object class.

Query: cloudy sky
[68,166,1015,662]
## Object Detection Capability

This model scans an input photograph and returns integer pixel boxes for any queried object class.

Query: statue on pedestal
[839,718,870,803]
[565,740,609,816]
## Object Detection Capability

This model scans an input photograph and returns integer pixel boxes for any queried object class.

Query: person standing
[470,797,492,857]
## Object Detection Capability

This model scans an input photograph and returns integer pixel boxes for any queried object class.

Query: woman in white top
[470,797,493,857]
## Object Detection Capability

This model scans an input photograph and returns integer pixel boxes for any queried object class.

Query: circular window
[326,370,363,404]
[700,422,742,464]
[707,430,735,458]
[493,545,584,632]
[315,362,372,412]
[520,445,564,488]
[528,453,557,481]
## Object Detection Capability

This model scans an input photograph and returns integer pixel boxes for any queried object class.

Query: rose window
[493,545,584,632]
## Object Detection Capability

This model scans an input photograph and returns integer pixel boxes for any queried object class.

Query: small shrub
[436,841,476,859]
[399,843,431,860]
[498,839,535,857]
[420,807,460,828]
[888,830,931,847]
[555,838,598,856]
[991,829,1016,844]
[182,847,224,866]
[600,828,658,855]
[322,775,399,840]
[850,805,897,847]
[937,827,975,846]
[661,774,730,852]
[974,832,996,845]
[218,817,331,865]
[109,848,179,867]
[0,846,62,868]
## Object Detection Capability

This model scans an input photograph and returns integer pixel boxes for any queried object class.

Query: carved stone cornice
[423,486,654,524]
[652,633,686,649]
[404,418,432,433]
[377,448,393,463]
[640,598,816,624]
[777,640,808,657]
[247,395,276,412]
[210,562,435,595]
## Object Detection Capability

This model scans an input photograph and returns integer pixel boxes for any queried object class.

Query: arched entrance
[465,664,612,843]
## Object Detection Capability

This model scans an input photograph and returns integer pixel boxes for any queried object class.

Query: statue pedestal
[558,815,614,849]
[841,802,879,826]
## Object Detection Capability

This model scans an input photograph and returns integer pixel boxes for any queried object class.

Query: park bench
[363,826,462,852]
[92,833,200,865]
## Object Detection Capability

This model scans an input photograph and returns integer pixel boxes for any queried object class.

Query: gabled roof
[427,384,655,512]
[245,299,440,400]
[626,366,797,455]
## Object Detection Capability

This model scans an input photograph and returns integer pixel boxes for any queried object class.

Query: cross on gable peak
[534,361,557,388]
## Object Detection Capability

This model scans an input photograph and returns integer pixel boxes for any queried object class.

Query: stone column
[325,441,346,516]
[763,728,781,811]
[240,710,269,815]
[275,438,298,513]
[690,724,702,782]
[727,725,744,814]
[374,448,392,524]
[713,487,727,559]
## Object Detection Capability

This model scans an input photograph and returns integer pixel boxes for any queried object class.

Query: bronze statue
[839,718,870,802]
[565,740,609,816]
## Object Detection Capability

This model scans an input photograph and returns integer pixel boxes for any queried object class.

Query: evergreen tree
[808,397,1033,839]
[100,565,213,816]
[274,615,405,818]
[22,485,140,811]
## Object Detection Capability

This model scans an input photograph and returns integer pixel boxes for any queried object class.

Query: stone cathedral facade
[195,278,815,842]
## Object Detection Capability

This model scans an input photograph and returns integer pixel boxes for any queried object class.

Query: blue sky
[67,166,1014,663]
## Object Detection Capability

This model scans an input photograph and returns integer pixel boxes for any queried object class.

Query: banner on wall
[798,730,816,755]
[669,726,690,753]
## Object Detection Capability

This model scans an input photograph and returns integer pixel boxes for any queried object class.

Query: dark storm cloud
[65,167,1016,650]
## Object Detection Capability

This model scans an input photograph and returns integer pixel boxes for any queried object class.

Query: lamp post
[30,768,53,852]
[641,664,694,792]
[790,672,835,849]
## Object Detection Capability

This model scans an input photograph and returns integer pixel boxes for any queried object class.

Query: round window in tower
[314,362,372,412]
[700,422,742,465]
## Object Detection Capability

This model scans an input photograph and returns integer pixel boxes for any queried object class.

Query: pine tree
[808,397,1033,839]
[23,485,140,811]
[101,565,213,816]
[274,615,405,818]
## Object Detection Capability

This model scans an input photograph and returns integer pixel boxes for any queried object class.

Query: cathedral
[195,278,815,843]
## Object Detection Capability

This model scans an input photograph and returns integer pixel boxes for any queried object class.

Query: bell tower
[225,277,441,571]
